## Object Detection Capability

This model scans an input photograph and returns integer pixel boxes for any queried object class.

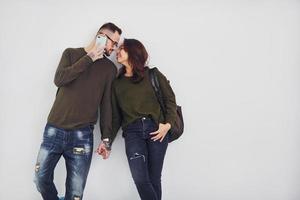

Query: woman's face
[116,45,129,65]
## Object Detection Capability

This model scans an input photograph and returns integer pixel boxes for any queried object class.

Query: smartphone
[96,35,107,48]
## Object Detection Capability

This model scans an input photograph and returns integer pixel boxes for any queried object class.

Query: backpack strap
[149,67,167,116]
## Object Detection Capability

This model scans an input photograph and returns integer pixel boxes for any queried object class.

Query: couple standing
[34,22,177,200]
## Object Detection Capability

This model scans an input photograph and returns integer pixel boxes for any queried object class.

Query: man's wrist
[102,138,112,151]
[87,52,96,61]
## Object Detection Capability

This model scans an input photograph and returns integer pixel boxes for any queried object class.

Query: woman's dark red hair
[119,39,148,83]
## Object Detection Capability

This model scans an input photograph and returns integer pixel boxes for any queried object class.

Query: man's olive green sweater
[110,67,177,142]
[47,48,116,139]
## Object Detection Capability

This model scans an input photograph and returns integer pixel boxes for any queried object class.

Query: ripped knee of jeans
[129,153,146,162]
[73,196,81,200]
[35,162,41,173]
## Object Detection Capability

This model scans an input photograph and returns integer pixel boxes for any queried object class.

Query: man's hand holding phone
[87,35,107,62]
[87,45,104,62]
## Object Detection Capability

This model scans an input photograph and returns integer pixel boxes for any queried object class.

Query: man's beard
[104,49,110,57]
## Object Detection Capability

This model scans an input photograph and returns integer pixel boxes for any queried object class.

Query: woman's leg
[125,130,158,200]
[147,135,169,200]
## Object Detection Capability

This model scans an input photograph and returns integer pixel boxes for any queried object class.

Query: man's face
[97,29,121,56]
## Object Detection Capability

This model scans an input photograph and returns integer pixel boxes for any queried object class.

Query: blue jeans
[123,117,168,200]
[34,124,93,200]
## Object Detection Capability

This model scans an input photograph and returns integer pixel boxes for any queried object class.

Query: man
[34,22,121,200]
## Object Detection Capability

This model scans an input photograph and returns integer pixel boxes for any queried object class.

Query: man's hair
[98,22,122,35]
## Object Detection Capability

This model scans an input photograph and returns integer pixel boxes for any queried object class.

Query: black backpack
[149,68,184,142]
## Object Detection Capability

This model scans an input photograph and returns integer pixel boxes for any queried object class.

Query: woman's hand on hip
[150,123,171,142]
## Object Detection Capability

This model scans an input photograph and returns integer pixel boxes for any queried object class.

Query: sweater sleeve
[155,68,177,128]
[54,48,93,87]
[99,67,117,140]
[110,81,123,144]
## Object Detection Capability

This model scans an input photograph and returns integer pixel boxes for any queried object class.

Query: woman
[110,39,177,200]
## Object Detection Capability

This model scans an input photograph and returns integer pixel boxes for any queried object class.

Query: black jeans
[123,117,168,200]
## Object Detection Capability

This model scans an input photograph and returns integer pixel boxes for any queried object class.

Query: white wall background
[1,0,300,199]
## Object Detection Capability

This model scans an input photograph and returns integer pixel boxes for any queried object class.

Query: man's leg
[63,127,93,200]
[34,125,63,200]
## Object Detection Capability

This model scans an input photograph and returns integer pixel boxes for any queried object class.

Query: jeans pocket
[72,130,93,153]
[41,126,57,150]
[74,128,93,141]
[43,125,57,138]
